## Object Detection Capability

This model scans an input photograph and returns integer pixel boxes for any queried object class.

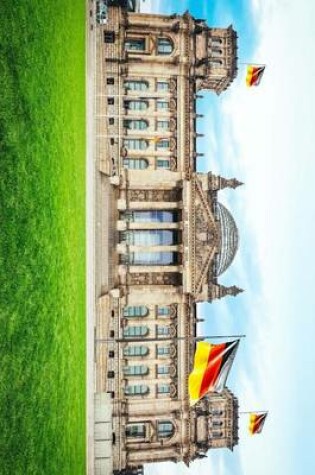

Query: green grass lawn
[0,1,86,473]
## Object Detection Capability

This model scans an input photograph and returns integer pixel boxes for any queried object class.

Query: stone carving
[128,189,181,202]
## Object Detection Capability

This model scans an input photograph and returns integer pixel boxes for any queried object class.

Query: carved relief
[128,189,181,202]
[127,273,182,286]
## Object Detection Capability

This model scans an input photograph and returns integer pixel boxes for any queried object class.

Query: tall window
[126,423,146,438]
[157,38,173,55]
[124,139,148,150]
[213,420,223,427]
[121,210,179,223]
[125,80,148,91]
[123,158,148,170]
[124,119,148,130]
[212,49,223,57]
[158,306,170,316]
[121,230,178,246]
[211,59,223,68]
[125,38,145,51]
[157,346,170,356]
[157,120,170,130]
[123,306,148,318]
[157,384,170,394]
[156,139,170,150]
[123,326,149,338]
[124,385,149,396]
[123,346,149,357]
[157,421,174,438]
[212,431,223,438]
[124,365,149,376]
[157,326,170,336]
[125,252,178,266]
[157,100,169,110]
[157,365,170,375]
[157,81,170,91]
[125,100,148,110]
[212,37,222,46]
[157,159,170,170]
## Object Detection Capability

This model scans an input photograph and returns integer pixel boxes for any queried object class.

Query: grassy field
[0,1,86,474]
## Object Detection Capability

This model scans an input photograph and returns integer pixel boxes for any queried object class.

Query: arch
[157,37,174,55]
[125,100,148,111]
[123,306,148,317]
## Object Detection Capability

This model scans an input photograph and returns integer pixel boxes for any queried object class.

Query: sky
[141,0,315,474]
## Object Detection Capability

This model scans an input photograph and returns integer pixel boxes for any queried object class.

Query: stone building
[96,3,242,474]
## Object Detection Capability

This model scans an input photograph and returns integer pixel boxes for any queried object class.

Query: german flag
[189,340,239,406]
[248,412,268,435]
[246,65,265,87]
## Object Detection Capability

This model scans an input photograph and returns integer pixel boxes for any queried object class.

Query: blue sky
[141,0,315,474]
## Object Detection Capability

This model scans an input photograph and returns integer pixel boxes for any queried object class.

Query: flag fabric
[248,412,268,435]
[188,340,239,406]
[246,65,265,87]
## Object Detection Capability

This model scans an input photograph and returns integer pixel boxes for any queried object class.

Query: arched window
[212,49,223,57]
[126,423,146,438]
[123,326,149,338]
[123,158,149,170]
[125,100,148,110]
[124,119,148,130]
[157,100,169,110]
[212,431,223,438]
[125,38,145,51]
[157,38,173,55]
[156,139,170,150]
[212,409,223,416]
[211,59,223,68]
[123,346,149,357]
[157,421,174,438]
[211,37,222,46]
[157,384,170,394]
[157,346,170,356]
[123,365,149,376]
[124,139,148,150]
[124,384,149,396]
[125,80,148,91]
[157,306,171,316]
[212,420,223,427]
[123,306,148,317]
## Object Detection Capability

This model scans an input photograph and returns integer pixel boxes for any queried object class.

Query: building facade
[96,4,241,474]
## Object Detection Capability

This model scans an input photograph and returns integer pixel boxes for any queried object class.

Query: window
[157,306,170,316]
[212,409,223,416]
[109,118,115,125]
[104,31,115,43]
[126,252,178,266]
[107,97,114,105]
[123,158,148,170]
[123,346,149,357]
[157,421,174,438]
[125,38,146,51]
[156,139,170,150]
[212,49,223,57]
[157,326,170,336]
[125,80,148,91]
[124,119,148,130]
[157,365,170,375]
[157,81,170,91]
[121,230,178,246]
[123,326,149,338]
[157,384,170,394]
[157,120,170,130]
[124,365,149,376]
[121,210,179,223]
[211,59,223,67]
[107,77,114,85]
[124,385,149,396]
[157,38,173,55]
[213,420,223,427]
[157,101,169,110]
[126,423,146,438]
[157,346,170,356]
[212,37,223,46]
[212,431,223,438]
[157,159,170,169]
[123,306,148,317]
[124,139,148,150]
[125,100,148,110]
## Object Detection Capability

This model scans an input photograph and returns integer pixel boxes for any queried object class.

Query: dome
[215,202,239,275]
